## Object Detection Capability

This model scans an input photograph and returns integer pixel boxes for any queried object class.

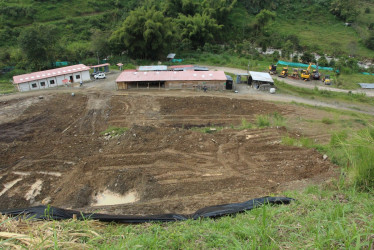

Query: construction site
[0,71,341,215]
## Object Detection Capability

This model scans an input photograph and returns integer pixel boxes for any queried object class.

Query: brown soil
[0,92,338,215]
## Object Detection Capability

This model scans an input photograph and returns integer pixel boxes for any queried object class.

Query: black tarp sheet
[1,196,294,223]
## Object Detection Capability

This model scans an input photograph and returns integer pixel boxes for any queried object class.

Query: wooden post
[73,214,77,220]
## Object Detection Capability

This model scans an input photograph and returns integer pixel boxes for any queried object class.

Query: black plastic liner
[1,196,294,223]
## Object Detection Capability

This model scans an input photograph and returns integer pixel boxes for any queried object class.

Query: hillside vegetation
[0,0,374,74]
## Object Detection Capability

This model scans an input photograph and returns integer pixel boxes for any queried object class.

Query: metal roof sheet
[138,65,168,71]
[359,83,374,89]
[13,64,90,84]
[116,71,227,82]
[90,63,110,68]
[169,65,194,69]
[249,71,274,83]
[167,53,176,59]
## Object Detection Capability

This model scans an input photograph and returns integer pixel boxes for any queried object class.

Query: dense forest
[0,0,373,73]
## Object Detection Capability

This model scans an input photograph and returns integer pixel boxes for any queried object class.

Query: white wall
[19,82,30,92]
[81,70,90,81]
[16,70,90,92]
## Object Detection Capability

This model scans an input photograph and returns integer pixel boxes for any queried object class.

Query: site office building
[13,64,91,92]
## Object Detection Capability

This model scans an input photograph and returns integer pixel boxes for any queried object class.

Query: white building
[13,64,91,92]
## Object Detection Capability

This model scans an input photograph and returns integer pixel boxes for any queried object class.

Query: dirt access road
[0,69,358,215]
[204,65,374,116]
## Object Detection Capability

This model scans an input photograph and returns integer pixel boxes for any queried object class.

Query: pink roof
[116,70,227,82]
[168,65,194,69]
[13,64,90,84]
[90,63,110,68]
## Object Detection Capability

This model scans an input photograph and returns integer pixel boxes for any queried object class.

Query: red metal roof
[168,65,194,69]
[116,70,227,82]
[90,63,110,68]
[13,64,90,84]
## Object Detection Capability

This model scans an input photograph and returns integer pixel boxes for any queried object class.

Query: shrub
[256,115,270,128]
[240,118,253,129]
[101,126,129,136]
[322,117,334,124]
[272,112,286,127]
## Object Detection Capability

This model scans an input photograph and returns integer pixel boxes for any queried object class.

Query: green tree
[163,0,198,17]
[177,13,222,49]
[91,30,111,60]
[110,7,174,59]
[18,24,59,71]
[317,56,329,67]
[251,9,276,35]
[330,0,359,22]
[365,32,374,50]
[201,0,237,25]
[301,52,314,64]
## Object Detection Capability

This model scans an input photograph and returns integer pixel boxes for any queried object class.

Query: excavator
[269,64,277,75]
[278,66,288,78]
[288,68,300,80]
[312,63,321,80]
[300,63,312,81]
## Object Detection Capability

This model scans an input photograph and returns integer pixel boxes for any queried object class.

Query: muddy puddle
[92,190,139,206]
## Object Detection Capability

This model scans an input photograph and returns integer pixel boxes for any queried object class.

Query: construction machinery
[312,63,321,80]
[278,66,288,78]
[269,64,277,75]
[300,63,312,81]
[288,68,300,80]
[322,75,331,85]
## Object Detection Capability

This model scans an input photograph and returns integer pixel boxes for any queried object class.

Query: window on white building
[32,83,37,88]
[75,75,81,79]
[50,80,55,85]
[40,82,46,87]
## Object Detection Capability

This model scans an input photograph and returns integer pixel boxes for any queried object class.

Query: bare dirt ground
[0,77,341,215]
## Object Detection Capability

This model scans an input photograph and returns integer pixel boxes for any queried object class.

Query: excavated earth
[0,92,338,215]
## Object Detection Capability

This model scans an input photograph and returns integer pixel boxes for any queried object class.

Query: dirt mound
[0,93,337,215]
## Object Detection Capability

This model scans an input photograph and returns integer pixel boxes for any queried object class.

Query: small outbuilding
[248,71,274,90]
[116,70,227,90]
[13,64,91,92]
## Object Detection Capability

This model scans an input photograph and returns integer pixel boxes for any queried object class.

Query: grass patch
[1,185,373,249]
[0,80,16,94]
[101,126,129,136]
[239,118,254,129]
[192,114,287,134]
[322,117,335,125]
[333,127,374,191]
[275,79,374,105]
[281,136,318,149]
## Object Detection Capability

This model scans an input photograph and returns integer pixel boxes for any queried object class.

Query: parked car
[91,71,103,77]
[94,73,106,79]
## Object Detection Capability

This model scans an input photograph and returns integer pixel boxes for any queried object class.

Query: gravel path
[203,65,374,115]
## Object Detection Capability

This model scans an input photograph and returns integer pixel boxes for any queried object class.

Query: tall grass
[338,127,374,191]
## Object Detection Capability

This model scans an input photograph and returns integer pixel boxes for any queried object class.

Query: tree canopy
[110,7,174,59]
[18,24,59,70]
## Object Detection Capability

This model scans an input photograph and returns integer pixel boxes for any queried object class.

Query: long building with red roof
[116,70,229,90]
[13,64,91,92]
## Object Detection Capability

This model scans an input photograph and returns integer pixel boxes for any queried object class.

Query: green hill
[0,0,373,73]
